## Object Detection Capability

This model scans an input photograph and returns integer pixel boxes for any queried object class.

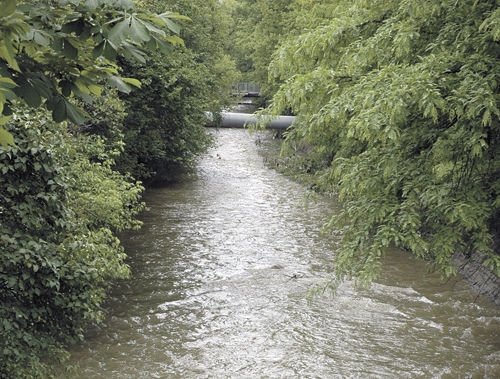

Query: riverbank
[256,131,500,307]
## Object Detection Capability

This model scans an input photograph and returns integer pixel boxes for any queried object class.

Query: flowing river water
[64,129,500,378]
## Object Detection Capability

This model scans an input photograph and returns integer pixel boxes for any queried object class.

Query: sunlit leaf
[107,75,132,93]
[0,41,20,71]
[0,126,14,147]
[0,77,16,88]
[108,18,129,44]
[121,77,141,88]
[1,0,16,17]
[129,17,150,42]
[165,35,184,46]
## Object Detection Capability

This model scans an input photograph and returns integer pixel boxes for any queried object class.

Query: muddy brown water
[62,129,500,378]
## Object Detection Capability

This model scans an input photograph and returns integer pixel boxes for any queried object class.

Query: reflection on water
[63,129,500,378]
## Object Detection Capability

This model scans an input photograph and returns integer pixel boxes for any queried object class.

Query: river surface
[64,129,500,378]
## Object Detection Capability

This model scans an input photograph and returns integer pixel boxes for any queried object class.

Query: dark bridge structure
[232,82,261,98]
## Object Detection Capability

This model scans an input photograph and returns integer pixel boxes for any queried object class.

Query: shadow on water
[60,129,500,378]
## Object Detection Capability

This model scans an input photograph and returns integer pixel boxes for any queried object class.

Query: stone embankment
[453,252,500,306]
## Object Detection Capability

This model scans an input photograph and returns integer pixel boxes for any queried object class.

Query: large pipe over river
[206,111,295,130]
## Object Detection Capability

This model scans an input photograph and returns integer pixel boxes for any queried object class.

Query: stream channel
[64,128,500,378]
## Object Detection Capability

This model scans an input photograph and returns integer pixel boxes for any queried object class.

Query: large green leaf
[1,0,17,17]
[107,75,133,93]
[30,75,53,99]
[93,39,118,60]
[13,73,53,108]
[49,96,87,124]
[64,98,87,124]
[165,35,184,46]
[119,41,146,63]
[164,18,180,35]
[0,76,16,88]
[32,30,51,47]
[108,18,130,44]
[15,83,42,107]
[0,41,20,71]
[62,19,85,35]
[129,17,150,42]
[121,77,141,88]
[0,77,16,114]
[141,19,166,38]
[0,126,14,147]
[61,38,78,59]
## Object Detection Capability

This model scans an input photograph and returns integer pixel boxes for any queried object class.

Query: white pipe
[206,112,295,130]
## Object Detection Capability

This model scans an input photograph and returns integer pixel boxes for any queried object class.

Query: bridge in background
[232,82,261,98]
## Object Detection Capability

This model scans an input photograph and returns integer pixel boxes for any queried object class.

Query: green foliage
[0,0,185,145]
[257,0,500,283]
[116,0,240,183]
[150,0,241,109]
[76,88,127,159]
[227,0,295,98]
[115,51,211,182]
[227,0,342,99]
[1,1,235,377]
[0,107,144,377]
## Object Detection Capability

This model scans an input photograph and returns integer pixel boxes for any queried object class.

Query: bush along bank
[0,0,237,377]
[237,0,500,296]
[0,108,144,377]
[257,132,500,306]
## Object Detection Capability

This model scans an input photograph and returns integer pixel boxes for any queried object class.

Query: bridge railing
[232,82,261,97]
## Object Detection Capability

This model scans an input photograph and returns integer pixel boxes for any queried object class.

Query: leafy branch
[0,0,189,146]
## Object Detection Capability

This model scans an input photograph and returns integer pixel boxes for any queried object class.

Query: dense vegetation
[1,0,498,375]
[230,0,499,284]
[117,0,239,183]
[0,0,235,377]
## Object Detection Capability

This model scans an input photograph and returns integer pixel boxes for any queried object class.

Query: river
[63,128,500,378]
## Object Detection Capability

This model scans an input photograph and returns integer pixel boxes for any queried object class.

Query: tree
[0,1,190,376]
[226,0,295,98]
[116,50,216,182]
[264,0,499,283]
[0,106,144,377]
[116,0,240,183]
[0,0,185,145]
